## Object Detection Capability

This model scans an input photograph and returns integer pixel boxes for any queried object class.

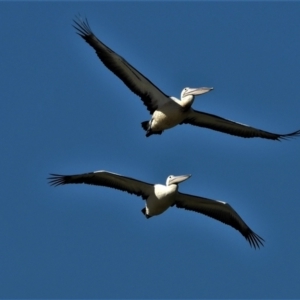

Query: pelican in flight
[73,17,299,140]
[48,170,264,249]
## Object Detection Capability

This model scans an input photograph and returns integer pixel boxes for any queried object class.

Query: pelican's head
[166,174,191,186]
[181,87,213,99]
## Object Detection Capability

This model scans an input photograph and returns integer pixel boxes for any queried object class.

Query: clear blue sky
[1,2,300,298]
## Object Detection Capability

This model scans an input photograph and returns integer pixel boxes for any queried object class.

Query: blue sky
[1,2,300,298]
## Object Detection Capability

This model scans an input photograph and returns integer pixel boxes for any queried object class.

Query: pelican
[48,170,264,249]
[73,17,300,140]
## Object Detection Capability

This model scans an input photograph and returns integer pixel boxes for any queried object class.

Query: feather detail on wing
[175,192,264,248]
[73,16,170,114]
[183,109,300,141]
[48,170,153,200]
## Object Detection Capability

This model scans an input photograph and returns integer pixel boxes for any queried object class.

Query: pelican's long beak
[169,174,191,185]
[184,87,213,97]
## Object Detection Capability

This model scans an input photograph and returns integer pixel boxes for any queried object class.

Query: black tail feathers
[141,121,149,131]
[141,121,163,137]
[141,208,151,219]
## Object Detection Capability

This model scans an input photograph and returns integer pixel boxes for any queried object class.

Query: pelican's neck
[180,95,194,109]
[166,183,178,193]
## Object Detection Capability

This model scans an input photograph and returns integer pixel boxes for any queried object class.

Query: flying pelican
[48,170,264,249]
[73,17,299,140]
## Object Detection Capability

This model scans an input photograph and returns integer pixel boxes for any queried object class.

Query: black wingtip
[277,129,300,141]
[73,14,93,38]
[48,173,68,187]
[246,230,265,249]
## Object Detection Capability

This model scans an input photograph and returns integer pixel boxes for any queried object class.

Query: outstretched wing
[175,192,264,249]
[48,170,154,200]
[73,17,170,114]
[183,109,300,141]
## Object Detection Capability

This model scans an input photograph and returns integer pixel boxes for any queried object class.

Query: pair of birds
[49,17,300,249]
